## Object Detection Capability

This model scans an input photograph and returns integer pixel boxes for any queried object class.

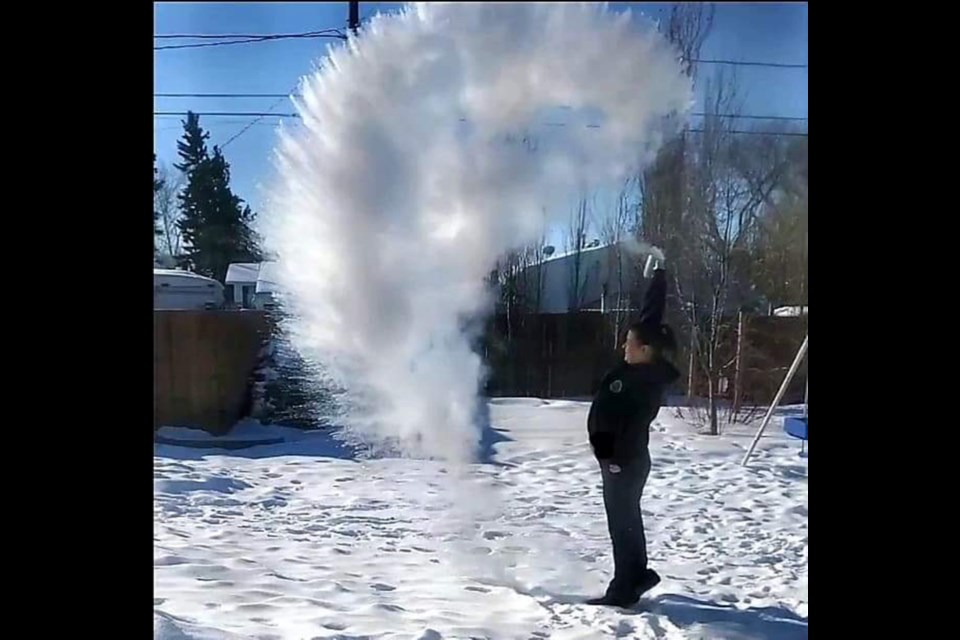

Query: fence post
[732,311,745,418]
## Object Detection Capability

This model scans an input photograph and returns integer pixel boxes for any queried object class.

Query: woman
[586,259,679,607]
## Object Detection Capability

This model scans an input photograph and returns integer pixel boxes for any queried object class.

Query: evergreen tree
[174,112,260,281]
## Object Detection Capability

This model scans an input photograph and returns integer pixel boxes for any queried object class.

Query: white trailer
[153,268,224,310]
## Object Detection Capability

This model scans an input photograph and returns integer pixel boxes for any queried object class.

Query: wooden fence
[154,308,806,435]
[483,313,620,398]
[484,311,807,405]
[153,310,269,435]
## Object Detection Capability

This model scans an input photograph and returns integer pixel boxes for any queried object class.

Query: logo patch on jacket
[609,379,623,393]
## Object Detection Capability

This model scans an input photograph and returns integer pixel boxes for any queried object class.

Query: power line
[221,99,290,149]
[159,93,814,120]
[154,112,806,137]
[156,93,294,98]
[689,128,806,137]
[153,109,807,122]
[154,121,289,131]
[159,91,814,115]
[691,58,806,69]
[155,111,301,118]
[153,30,805,68]
[154,30,346,51]
[153,95,806,121]
[209,4,358,147]
[155,31,343,39]
[154,35,346,51]
[713,114,806,122]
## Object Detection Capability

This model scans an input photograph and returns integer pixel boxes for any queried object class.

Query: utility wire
[154,30,346,51]
[153,31,805,68]
[154,111,806,137]
[153,96,806,122]
[155,31,343,39]
[692,58,806,69]
[220,94,294,149]
[156,93,295,98]
[155,111,302,118]
[154,110,807,123]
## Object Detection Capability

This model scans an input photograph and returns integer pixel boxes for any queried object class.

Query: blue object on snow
[783,416,808,457]
[783,416,808,440]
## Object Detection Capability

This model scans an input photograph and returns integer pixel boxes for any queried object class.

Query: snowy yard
[154,399,807,640]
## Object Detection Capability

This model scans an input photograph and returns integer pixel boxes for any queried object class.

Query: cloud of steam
[261,2,692,464]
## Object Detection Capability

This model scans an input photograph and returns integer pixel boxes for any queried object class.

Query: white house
[225,262,259,308]
[519,241,650,314]
[225,262,279,310]
[154,268,224,310]
[224,246,654,315]
[254,261,280,310]
[514,241,769,316]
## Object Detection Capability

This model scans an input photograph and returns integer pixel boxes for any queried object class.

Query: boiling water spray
[261,2,690,464]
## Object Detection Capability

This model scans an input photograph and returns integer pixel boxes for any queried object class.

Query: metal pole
[732,311,745,417]
[741,335,808,466]
[803,375,808,418]
[349,1,360,35]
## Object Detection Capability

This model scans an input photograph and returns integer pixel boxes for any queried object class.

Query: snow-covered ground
[154,399,807,640]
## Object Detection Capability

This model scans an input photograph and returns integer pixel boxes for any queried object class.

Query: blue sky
[154,2,807,217]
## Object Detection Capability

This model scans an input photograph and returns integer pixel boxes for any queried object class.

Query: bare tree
[495,252,522,343]
[639,2,715,248]
[674,70,795,435]
[597,179,639,345]
[565,196,591,313]
[155,162,185,261]
[490,235,549,396]
[495,234,549,336]
[634,4,805,434]
[527,223,549,314]
[666,3,716,80]
[751,137,808,310]
[636,2,716,387]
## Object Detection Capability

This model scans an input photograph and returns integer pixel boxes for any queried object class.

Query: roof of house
[225,262,261,284]
[153,268,219,284]
[255,262,280,294]
[225,261,281,295]
[153,269,224,294]
[531,238,654,266]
